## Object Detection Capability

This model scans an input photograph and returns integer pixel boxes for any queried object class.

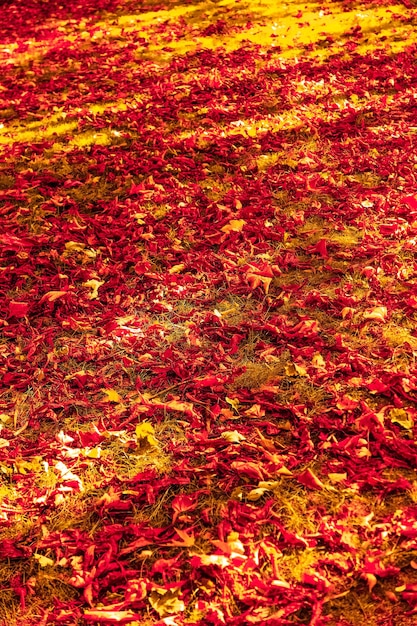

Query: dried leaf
[83,610,141,622]
[82,279,104,299]
[34,554,54,567]
[149,588,185,617]
[221,430,246,443]
[135,421,158,447]
[221,219,246,233]
[168,263,185,274]
[39,290,67,303]
[389,408,414,429]
[166,527,195,547]
[102,389,122,403]
[8,301,29,317]
[363,306,387,322]
[225,397,240,412]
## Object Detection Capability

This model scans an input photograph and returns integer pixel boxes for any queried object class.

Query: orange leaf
[221,219,246,234]
[167,527,195,547]
[39,290,67,303]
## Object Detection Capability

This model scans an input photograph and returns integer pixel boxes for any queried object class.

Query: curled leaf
[82,279,104,299]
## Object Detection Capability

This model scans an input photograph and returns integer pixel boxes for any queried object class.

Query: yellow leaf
[65,241,86,251]
[102,389,122,403]
[164,400,195,414]
[82,279,104,300]
[134,213,146,224]
[295,363,307,376]
[389,408,414,429]
[363,306,387,322]
[0,414,11,424]
[285,362,306,377]
[168,263,185,274]
[220,430,246,443]
[34,554,54,568]
[64,241,97,259]
[276,466,293,476]
[312,353,325,368]
[226,397,240,412]
[244,404,265,418]
[245,126,257,138]
[136,422,158,447]
[221,219,246,234]
[328,473,347,483]
[363,573,377,592]
[14,459,38,475]
[247,487,268,501]
[199,554,230,567]
[84,447,102,459]
[149,588,185,618]
[258,480,280,490]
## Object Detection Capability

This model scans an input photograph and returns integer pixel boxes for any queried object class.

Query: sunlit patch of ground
[0,1,416,148]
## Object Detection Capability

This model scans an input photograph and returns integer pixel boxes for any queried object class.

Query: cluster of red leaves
[2,0,417,624]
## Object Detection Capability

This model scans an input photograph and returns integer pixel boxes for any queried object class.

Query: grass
[2,0,417,624]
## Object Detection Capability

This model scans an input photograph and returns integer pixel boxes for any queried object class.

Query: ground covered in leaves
[2,0,417,624]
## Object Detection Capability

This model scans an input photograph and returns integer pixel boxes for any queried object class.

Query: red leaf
[402,195,417,210]
[8,301,29,318]
[297,468,325,490]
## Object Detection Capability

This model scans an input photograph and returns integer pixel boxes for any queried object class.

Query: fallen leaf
[102,389,122,403]
[8,301,29,318]
[328,473,347,483]
[39,290,67,303]
[65,241,86,251]
[363,306,387,322]
[285,362,308,377]
[230,461,264,481]
[389,408,414,429]
[244,404,265,418]
[34,554,54,567]
[149,588,185,618]
[166,527,195,547]
[221,219,246,233]
[246,272,272,294]
[82,279,104,299]
[221,430,246,443]
[83,447,102,458]
[297,468,325,490]
[135,421,158,447]
[83,610,141,622]
[225,397,240,412]
[168,263,185,274]
[247,487,269,501]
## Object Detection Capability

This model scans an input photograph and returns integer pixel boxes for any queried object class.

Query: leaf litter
[2,0,417,624]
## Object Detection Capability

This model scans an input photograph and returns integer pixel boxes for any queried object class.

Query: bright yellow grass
[0,0,414,147]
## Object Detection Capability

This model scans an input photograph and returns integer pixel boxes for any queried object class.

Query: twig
[352,592,366,616]
[13,420,29,436]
